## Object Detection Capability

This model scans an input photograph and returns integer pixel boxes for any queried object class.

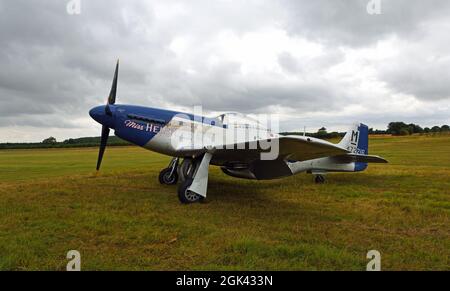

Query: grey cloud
[145,60,346,113]
[282,0,450,47]
[0,114,79,128]
[0,0,449,141]
[278,52,301,74]
[0,0,165,124]
[382,59,450,101]
[278,50,345,75]
[378,34,450,101]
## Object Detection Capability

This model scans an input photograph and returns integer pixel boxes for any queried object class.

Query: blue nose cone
[89,105,115,128]
[89,105,106,123]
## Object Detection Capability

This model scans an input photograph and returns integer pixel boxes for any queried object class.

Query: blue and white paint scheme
[89,61,388,204]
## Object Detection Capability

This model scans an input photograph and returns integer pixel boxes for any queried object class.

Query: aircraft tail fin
[337,123,369,172]
[338,123,369,155]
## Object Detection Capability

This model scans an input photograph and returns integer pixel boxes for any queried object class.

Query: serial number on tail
[347,145,366,155]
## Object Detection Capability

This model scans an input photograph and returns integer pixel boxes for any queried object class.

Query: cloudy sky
[1,0,449,142]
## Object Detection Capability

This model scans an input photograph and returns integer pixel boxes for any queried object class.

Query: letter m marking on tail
[351,130,359,145]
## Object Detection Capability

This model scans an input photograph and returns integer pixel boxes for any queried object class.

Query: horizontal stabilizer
[331,154,388,164]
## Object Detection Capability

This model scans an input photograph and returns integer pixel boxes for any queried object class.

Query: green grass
[0,135,449,270]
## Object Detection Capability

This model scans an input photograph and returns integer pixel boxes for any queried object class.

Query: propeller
[96,60,119,171]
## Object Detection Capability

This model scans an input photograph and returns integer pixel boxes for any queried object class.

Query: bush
[399,129,410,136]
[42,137,57,144]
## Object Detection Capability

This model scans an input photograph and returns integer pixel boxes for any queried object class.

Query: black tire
[159,168,178,185]
[179,158,198,182]
[315,175,325,184]
[177,178,203,204]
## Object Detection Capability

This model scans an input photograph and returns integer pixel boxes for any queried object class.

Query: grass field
[0,134,449,270]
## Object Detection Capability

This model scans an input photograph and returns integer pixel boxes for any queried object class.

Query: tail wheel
[315,175,325,184]
[159,168,178,185]
[177,178,204,204]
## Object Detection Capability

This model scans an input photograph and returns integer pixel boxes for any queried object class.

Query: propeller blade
[108,60,119,105]
[96,125,110,171]
[98,60,118,169]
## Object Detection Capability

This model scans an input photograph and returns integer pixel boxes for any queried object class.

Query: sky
[0,0,449,142]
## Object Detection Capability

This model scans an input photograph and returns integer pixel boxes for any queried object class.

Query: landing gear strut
[159,158,179,185]
[177,153,213,204]
[314,174,326,184]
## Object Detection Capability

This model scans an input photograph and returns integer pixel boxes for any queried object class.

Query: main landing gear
[159,154,213,204]
[177,158,204,204]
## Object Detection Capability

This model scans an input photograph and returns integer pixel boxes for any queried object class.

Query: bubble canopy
[215,112,268,129]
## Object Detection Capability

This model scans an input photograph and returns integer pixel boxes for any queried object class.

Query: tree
[388,122,409,135]
[408,123,423,134]
[387,122,425,135]
[42,137,57,144]
[441,125,450,132]
[431,126,441,133]
[399,128,410,136]
[424,127,431,133]
[317,127,328,138]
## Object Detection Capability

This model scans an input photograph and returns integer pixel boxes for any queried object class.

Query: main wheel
[178,158,198,182]
[159,168,178,185]
[315,175,325,184]
[177,178,203,204]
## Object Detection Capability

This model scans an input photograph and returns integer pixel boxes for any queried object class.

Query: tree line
[383,122,449,136]
[281,122,450,138]
[0,136,130,150]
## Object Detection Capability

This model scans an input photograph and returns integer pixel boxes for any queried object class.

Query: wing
[178,135,350,163]
[276,135,349,161]
[175,135,389,166]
